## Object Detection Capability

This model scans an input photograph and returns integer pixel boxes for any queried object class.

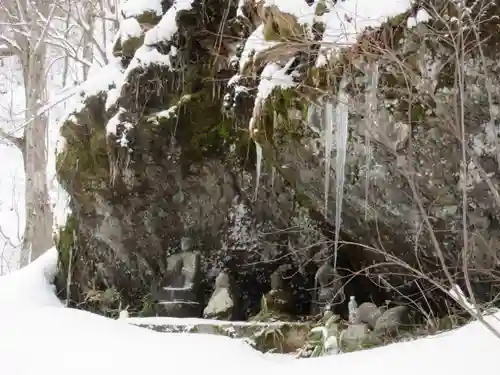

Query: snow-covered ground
[0,249,499,375]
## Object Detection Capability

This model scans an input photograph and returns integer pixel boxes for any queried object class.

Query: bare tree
[0,0,57,266]
[0,0,118,267]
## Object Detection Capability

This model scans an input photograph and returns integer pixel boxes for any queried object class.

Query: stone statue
[204,270,235,320]
[262,266,293,314]
[311,262,344,315]
[151,251,203,317]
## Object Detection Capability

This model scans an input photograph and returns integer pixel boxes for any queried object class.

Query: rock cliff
[55,0,500,319]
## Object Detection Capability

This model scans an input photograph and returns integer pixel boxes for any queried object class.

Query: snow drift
[0,248,500,375]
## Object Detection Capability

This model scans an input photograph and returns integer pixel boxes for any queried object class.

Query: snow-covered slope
[0,246,500,375]
[0,248,61,308]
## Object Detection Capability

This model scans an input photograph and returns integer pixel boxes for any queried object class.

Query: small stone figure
[261,266,293,315]
[311,262,344,315]
[152,251,203,317]
[203,270,235,320]
[348,295,358,324]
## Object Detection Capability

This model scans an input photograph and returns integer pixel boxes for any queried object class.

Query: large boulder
[355,302,382,330]
[374,306,412,336]
[225,0,500,307]
[55,0,323,316]
[55,0,500,317]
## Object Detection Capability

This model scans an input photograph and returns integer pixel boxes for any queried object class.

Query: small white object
[348,295,358,324]
[119,310,129,320]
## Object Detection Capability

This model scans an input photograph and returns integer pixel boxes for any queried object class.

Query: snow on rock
[144,0,195,45]
[106,108,126,135]
[237,0,246,17]
[126,316,294,327]
[66,59,124,118]
[262,0,315,27]
[106,108,134,146]
[0,247,62,308]
[249,59,298,133]
[120,17,143,42]
[120,0,163,19]
[105,0,193,119]
[257,60,297,100]
[239,24,278,74]
[407,8,431,28]
[316,0,413,66]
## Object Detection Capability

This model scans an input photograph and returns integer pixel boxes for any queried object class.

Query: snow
[316,0,414,66]
[120,0,163,19]
[407,8,431,28]
[149,106,178,120]
[105,0,194,117]
[239,24,278,74]
[104,45,173,124]
[131,45,174,68]
[0,247,62,308]
[257,60,297,100]
[120,17,143,41]
[248,59,297,133]
[1,0,500,371]
[2,244,500,374]
[236,0,246,17]
[73,59,124,113]
[144,0,195,46]
[106,107,125,134]
[126,316,298,327]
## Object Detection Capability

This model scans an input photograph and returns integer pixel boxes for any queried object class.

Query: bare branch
[0,35,22,55]
[0,128,24,151]
[0,45,15,57]
[33,3,57,54]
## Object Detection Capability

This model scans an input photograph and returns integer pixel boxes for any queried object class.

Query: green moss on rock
[54,214,78,299]
[56,95,110,212]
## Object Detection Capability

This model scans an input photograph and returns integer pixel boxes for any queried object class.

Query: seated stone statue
[151,247,203,317]
[252,265,294,321]
[203,270,236,320]
[311,261,345,315]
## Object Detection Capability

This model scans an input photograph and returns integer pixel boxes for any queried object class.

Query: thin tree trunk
[82,2,94,80]
[19,43,54,266]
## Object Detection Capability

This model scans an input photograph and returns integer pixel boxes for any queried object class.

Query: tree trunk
[19,44,54,266]
[82,2,94,80]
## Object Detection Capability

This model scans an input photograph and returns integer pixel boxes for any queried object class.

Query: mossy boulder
[55,0,321,318]
[227,0,500,309]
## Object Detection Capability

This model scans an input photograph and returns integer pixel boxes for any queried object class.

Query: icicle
[333,77,349,273]
[271,166,276,190]
[364,61,379,220]
[254,141,263,201]
[323,99,335,216]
